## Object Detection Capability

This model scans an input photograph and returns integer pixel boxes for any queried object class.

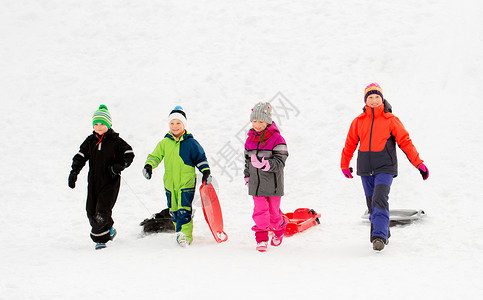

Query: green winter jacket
[145,131,210,192]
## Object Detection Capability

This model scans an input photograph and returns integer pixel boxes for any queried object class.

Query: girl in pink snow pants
[244,102,289,252]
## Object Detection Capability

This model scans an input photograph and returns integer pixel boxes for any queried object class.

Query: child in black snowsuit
[69,105,134,250]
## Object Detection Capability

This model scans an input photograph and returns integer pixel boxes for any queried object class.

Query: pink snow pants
[252,196,286,242]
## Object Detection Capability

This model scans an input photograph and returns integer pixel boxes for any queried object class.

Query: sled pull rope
[121,177,152,215]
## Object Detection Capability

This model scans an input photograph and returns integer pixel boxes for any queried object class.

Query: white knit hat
[168,105,187,128]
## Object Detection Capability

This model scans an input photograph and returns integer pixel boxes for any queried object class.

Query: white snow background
[1,0,483,299]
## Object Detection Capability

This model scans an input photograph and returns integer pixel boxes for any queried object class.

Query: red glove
[342,167,353,179]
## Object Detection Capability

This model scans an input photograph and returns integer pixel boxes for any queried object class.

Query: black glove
[143,164,152,180]
[202,170,212,185]
[68,170,77,189]
[109,164,124,178]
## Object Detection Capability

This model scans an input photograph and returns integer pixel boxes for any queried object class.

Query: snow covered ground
[1,0,483,299]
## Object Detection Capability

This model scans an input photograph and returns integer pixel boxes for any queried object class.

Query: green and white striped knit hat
[92,104,112,129]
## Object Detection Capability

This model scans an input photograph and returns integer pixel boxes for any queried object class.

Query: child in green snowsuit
[142,106,212,246]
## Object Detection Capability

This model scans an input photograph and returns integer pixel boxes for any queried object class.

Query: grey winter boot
[372,237,387,251]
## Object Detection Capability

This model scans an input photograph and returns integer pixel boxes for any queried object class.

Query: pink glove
[251,154,270,171]
[418,164,429,180]
[342,167,353,179]
[244,177,249,186]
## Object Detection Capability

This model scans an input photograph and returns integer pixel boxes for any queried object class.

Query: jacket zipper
[274,174,277,193]
[369,108,375,175]
[255,141,261,195]
[96,134,104,151]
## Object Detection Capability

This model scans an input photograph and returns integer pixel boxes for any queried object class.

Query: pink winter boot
[271,235,283,246]
[271,216,288,246]
[256,241,268,252]
[255,231,269,252]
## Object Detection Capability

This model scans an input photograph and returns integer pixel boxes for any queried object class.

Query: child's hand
[418,164,429,180]
[68,170,77,188]
[342,167,353,179]
[202,170,212,185]
[143,165,152,180]
[109,164,123,177]
[250,154,270,171]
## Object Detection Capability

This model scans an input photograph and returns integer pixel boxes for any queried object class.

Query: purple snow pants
[251,196,286,242]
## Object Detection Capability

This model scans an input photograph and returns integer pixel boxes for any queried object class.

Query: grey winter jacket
[244,123,288,197]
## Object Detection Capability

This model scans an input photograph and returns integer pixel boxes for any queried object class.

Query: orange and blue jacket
[341,100,423,177]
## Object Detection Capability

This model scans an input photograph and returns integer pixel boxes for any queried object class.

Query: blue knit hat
[92,104,112,129]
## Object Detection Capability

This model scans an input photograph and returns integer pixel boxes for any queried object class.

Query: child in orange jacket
[341,83,428,251]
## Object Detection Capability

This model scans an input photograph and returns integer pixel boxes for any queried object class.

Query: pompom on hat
[364,83,384,102]
[92,104,112,129]
[250,102,273,124]
[168,105,187,128]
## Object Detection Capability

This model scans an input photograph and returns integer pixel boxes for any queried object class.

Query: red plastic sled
[283,208,321,237]
[199,183,228,243]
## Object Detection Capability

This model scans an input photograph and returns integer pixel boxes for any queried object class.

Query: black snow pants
[86,178,120,243]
